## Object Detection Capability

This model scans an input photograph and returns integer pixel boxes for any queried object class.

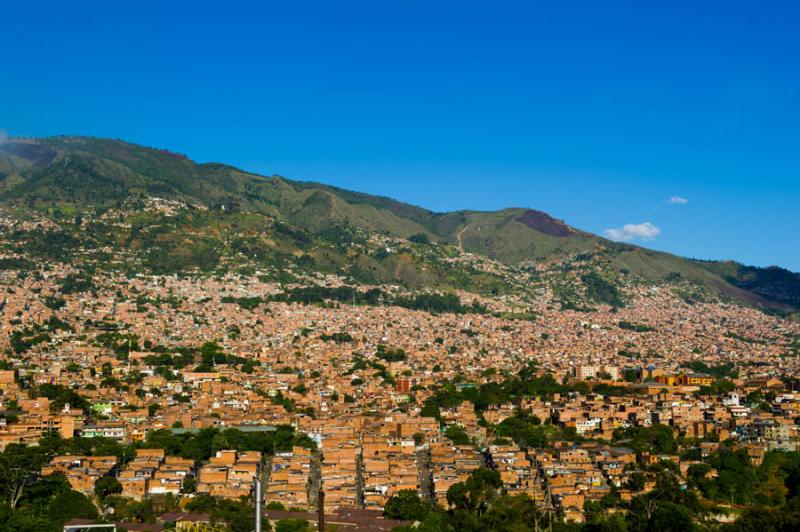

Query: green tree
[182,477,197,494]
[444,426,471,446]
[584,512,629,532]
[384,489,428,521]
[48,489,98,524]
[276,518,312,532]
[266,501,286,511]
[94,476,122,500]
[446,468,503,516]
[626,497,696,532]
[186,493,216,513]
[624,472,647,492]
[732,497,800,531]
[0,444,49,509]
[480,493,543,531]
[612,425,677,455]
[707,447,757,504]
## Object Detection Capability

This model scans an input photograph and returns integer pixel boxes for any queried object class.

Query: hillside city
[4,0,800,528]
[1,204,799,532]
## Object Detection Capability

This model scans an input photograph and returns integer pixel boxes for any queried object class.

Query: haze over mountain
[1,135,798,312]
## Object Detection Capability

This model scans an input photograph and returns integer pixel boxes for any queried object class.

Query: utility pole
[254,476,263,532]
[532,468,539,532]
[318,489,325,532]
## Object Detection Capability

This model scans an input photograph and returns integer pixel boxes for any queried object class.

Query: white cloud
[668,196,688,205]
[604,222,661,242]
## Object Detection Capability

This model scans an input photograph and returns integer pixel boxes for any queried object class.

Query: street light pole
[254,477,263,532]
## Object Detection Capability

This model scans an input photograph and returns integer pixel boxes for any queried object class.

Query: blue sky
[2,1,798,270]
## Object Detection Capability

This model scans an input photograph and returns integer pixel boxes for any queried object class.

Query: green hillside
[0,135,796,311]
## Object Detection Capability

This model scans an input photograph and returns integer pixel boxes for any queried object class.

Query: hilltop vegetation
[0,136,797,313]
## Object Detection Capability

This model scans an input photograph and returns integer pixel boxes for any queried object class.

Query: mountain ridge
[0,135,797,312]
